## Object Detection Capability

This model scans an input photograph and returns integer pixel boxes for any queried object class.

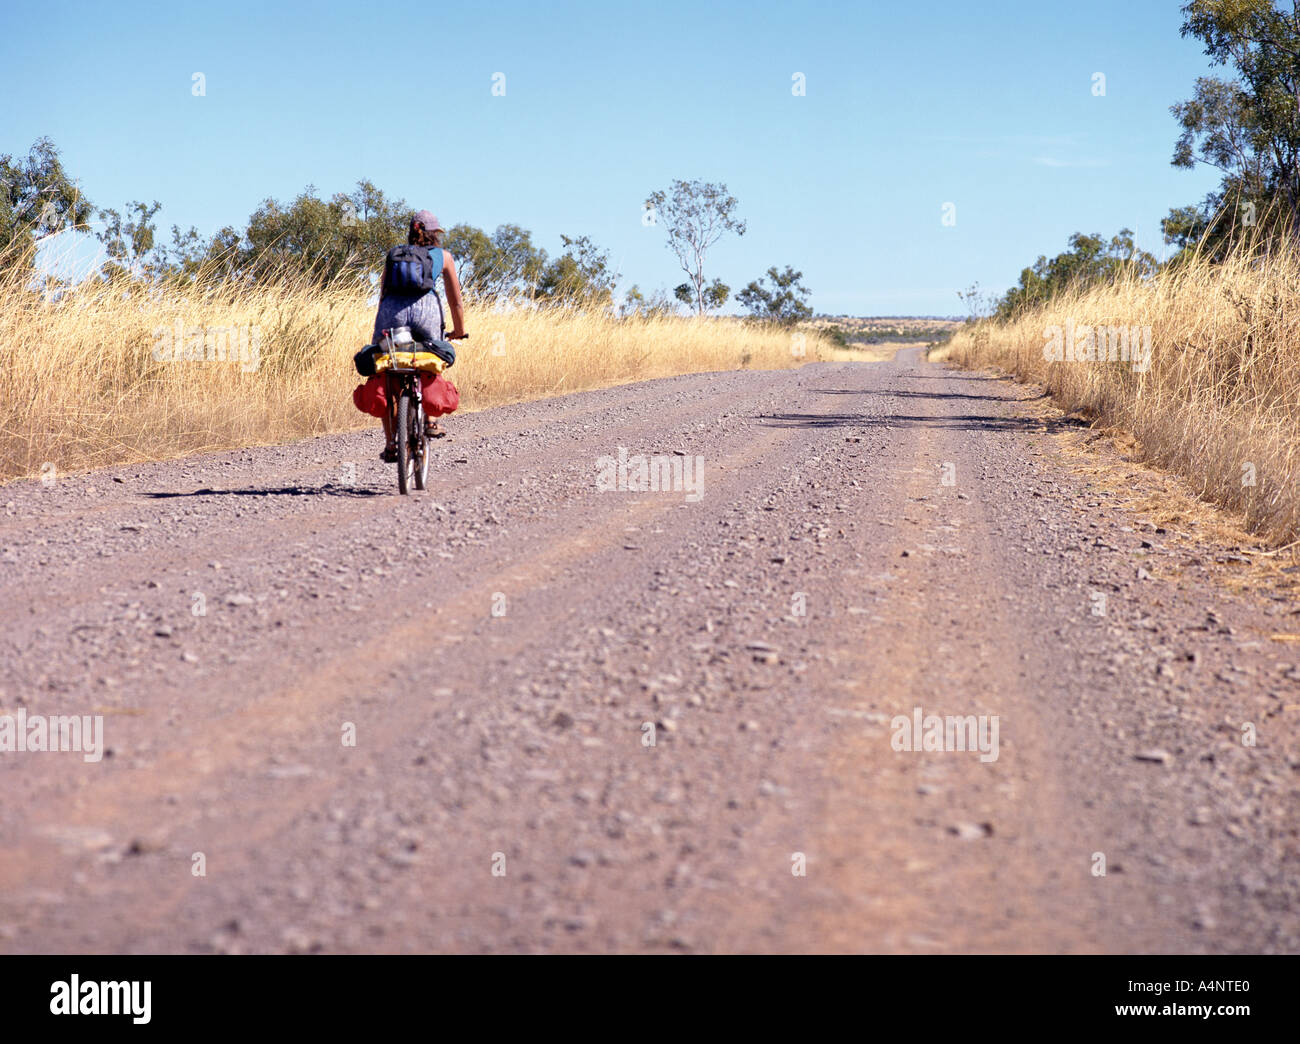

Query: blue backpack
[383,245,442,295]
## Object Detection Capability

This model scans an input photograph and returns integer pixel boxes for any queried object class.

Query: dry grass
[945,248,1300,546]
[0,249,834,481]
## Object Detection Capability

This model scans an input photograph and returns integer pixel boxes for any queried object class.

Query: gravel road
[1,347,1296,953]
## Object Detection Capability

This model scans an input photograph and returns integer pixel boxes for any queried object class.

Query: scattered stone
[1134,749,1173,766]
[125,836,165,856]
[266,764,313,779]
[280,926,319,953]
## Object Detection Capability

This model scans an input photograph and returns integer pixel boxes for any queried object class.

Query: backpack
[383,245,442,295]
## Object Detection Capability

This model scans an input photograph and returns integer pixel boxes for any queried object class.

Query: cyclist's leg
[379,398,399,461]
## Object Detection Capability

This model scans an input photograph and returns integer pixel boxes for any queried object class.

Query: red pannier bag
[422,373,459,416]
[353,374,459,418]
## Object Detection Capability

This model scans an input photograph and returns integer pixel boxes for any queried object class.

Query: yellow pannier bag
[373,350,448,375]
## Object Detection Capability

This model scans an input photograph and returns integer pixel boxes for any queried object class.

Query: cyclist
[361,210,468,460]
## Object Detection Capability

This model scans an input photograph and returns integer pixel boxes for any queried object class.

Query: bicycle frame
[379,328,430,494]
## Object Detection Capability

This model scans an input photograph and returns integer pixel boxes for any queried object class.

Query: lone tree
[646,179,745,315]
[0,138,95,273]
[674,279,729,311]
[1165,1,1300,251]
[736,265,813,323]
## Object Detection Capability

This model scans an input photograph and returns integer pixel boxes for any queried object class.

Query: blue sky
[2,0,1224,316]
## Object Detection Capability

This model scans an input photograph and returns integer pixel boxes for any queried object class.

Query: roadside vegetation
[948,247,1300,544]
[947,1,1300,546]
[0,156,833,480]
[0,243,833,481]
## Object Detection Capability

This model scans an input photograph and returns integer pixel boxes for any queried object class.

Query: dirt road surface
[1,347,1296,953]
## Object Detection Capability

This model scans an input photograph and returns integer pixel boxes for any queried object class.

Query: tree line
[0,151,812,322]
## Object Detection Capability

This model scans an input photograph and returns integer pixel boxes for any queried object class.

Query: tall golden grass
[944,247,1300,545]
[0,247,833,481]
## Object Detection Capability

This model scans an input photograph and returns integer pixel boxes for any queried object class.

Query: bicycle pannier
[353,343,382,376]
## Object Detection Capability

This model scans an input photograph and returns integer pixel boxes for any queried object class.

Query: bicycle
[356,326,464,494]
[375,327,447,494]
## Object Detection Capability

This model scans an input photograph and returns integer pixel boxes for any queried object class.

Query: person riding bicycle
[359,210,468,461]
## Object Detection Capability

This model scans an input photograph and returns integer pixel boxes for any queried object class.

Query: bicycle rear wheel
[413,398,430,490]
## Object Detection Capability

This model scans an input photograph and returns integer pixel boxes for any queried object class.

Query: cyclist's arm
[442,252,467,338]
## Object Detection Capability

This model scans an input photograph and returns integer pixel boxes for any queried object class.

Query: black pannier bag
[353,343,382,376]
[425,338,456,367]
